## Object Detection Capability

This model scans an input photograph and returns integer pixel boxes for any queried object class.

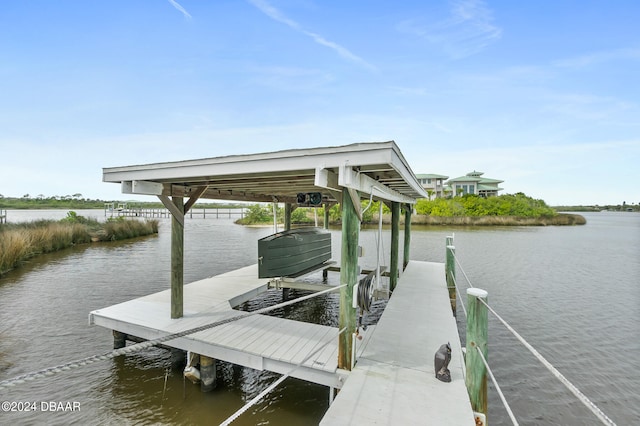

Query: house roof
[103,141,429,204]
[415,173,449,179]
[446,171,503,185]
[446,176,483,183]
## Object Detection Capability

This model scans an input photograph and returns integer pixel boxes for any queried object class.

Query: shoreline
[236,213,587,227]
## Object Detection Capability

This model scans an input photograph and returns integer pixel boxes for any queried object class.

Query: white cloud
[397,0,502,59]
[247,0,376,70]
[553,48,640,69]
[168,0,192,19]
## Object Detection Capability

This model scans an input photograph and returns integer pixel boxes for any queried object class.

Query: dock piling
[200,355,217,392]
[445,242,456,315]
[113,330,127,349]
[465,288,488,422]
[390,201,400,291]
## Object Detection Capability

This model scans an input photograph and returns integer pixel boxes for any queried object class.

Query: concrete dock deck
[320,261,475,425]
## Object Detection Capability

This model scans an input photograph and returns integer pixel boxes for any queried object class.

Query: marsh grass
[0,213,158,275]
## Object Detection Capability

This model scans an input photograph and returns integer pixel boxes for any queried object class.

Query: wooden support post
[403,204,412,270]
[323,204,330,229]
[171,196,184,319]
[170,348,186,370]
[390,201,400,292]
[446,243,456,314]
[338,191,360,371]
[284,203,292,231]
[200,355,217,392]
[113,330,127,349]
[465,288,488,419]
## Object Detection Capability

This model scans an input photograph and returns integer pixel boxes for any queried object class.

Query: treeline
[0,211,159,275]
[0,196,106,209]
[415,193,557,217]
[237,193,566,225]
[0,196,249,210]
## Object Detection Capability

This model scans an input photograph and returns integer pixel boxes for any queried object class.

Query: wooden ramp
[89,264,372,388]
[320,261,475,425]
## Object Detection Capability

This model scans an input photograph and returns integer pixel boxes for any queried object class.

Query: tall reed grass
[0,215,158,275]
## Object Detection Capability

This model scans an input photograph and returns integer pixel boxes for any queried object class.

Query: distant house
[445,171,503,197]
[415,174,449,199]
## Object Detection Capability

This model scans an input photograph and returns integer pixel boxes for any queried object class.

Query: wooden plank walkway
[320,261,475,425]
[89,265,374,388]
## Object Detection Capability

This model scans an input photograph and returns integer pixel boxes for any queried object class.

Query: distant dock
[0,209,6,224]
[104,203,246,219]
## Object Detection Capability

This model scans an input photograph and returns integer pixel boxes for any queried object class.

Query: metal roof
[103,141,428,205]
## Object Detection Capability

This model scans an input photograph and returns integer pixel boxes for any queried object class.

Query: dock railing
[446,236,617,426]
[104,204,247,220]
[0,209,6,224]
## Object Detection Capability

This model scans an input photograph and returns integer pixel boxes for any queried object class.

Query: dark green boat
[258,228,332,278]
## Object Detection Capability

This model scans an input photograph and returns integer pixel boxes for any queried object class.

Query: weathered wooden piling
[200,355,217,392]
[171,196,184,319]
[284,203,292,231]
[403,204,412,270]
[113,330,127,349]
[323,204,330,230]
[170,348,186,370]
[338,192,360,371]
[390,201,400,291]
[445,242,456,314]
[465,288,488,419]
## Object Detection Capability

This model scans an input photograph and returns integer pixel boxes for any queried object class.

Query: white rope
[451,242,615,426]
[220,327,347,426]
[449,270,468,319]
[0,283,347,391]
[451,250,474,289]
[476,297,617,426]
[475,346,519,426]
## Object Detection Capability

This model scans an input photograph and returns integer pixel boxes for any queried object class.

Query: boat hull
[258,228,332,278]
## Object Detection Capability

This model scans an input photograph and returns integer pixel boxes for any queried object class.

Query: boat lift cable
[450,248,616,426]
[476,297,617,426]
[0,283,347,392]
[220,327,347,426]
[475,346,519,426]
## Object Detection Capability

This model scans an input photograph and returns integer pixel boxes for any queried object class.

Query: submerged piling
[200,355,217,392]
[113,330,127,349]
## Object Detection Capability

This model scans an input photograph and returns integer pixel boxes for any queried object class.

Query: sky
[1,0,639,206]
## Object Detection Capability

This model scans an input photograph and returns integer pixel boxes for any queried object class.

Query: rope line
[220,327,347,426]
[475,346,519,426]
[0,283,347,391]
[476,297,616,426]
[450,245,616,426]
[448,270,468,319]
[451,250,474,289]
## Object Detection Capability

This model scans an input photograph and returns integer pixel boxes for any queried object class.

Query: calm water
[0,210,638,425]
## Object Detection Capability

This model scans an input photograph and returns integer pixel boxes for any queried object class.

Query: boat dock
[90,264,376,389]
[90,259,473,423]
[321,261,474,424]
[0,209,6,224]
[93,142,479,424]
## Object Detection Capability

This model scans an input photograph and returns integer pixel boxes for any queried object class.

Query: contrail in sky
[168,0,192,19]
[248,0,375,71]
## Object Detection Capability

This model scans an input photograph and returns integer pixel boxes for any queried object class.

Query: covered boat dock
[94,141,475,424]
